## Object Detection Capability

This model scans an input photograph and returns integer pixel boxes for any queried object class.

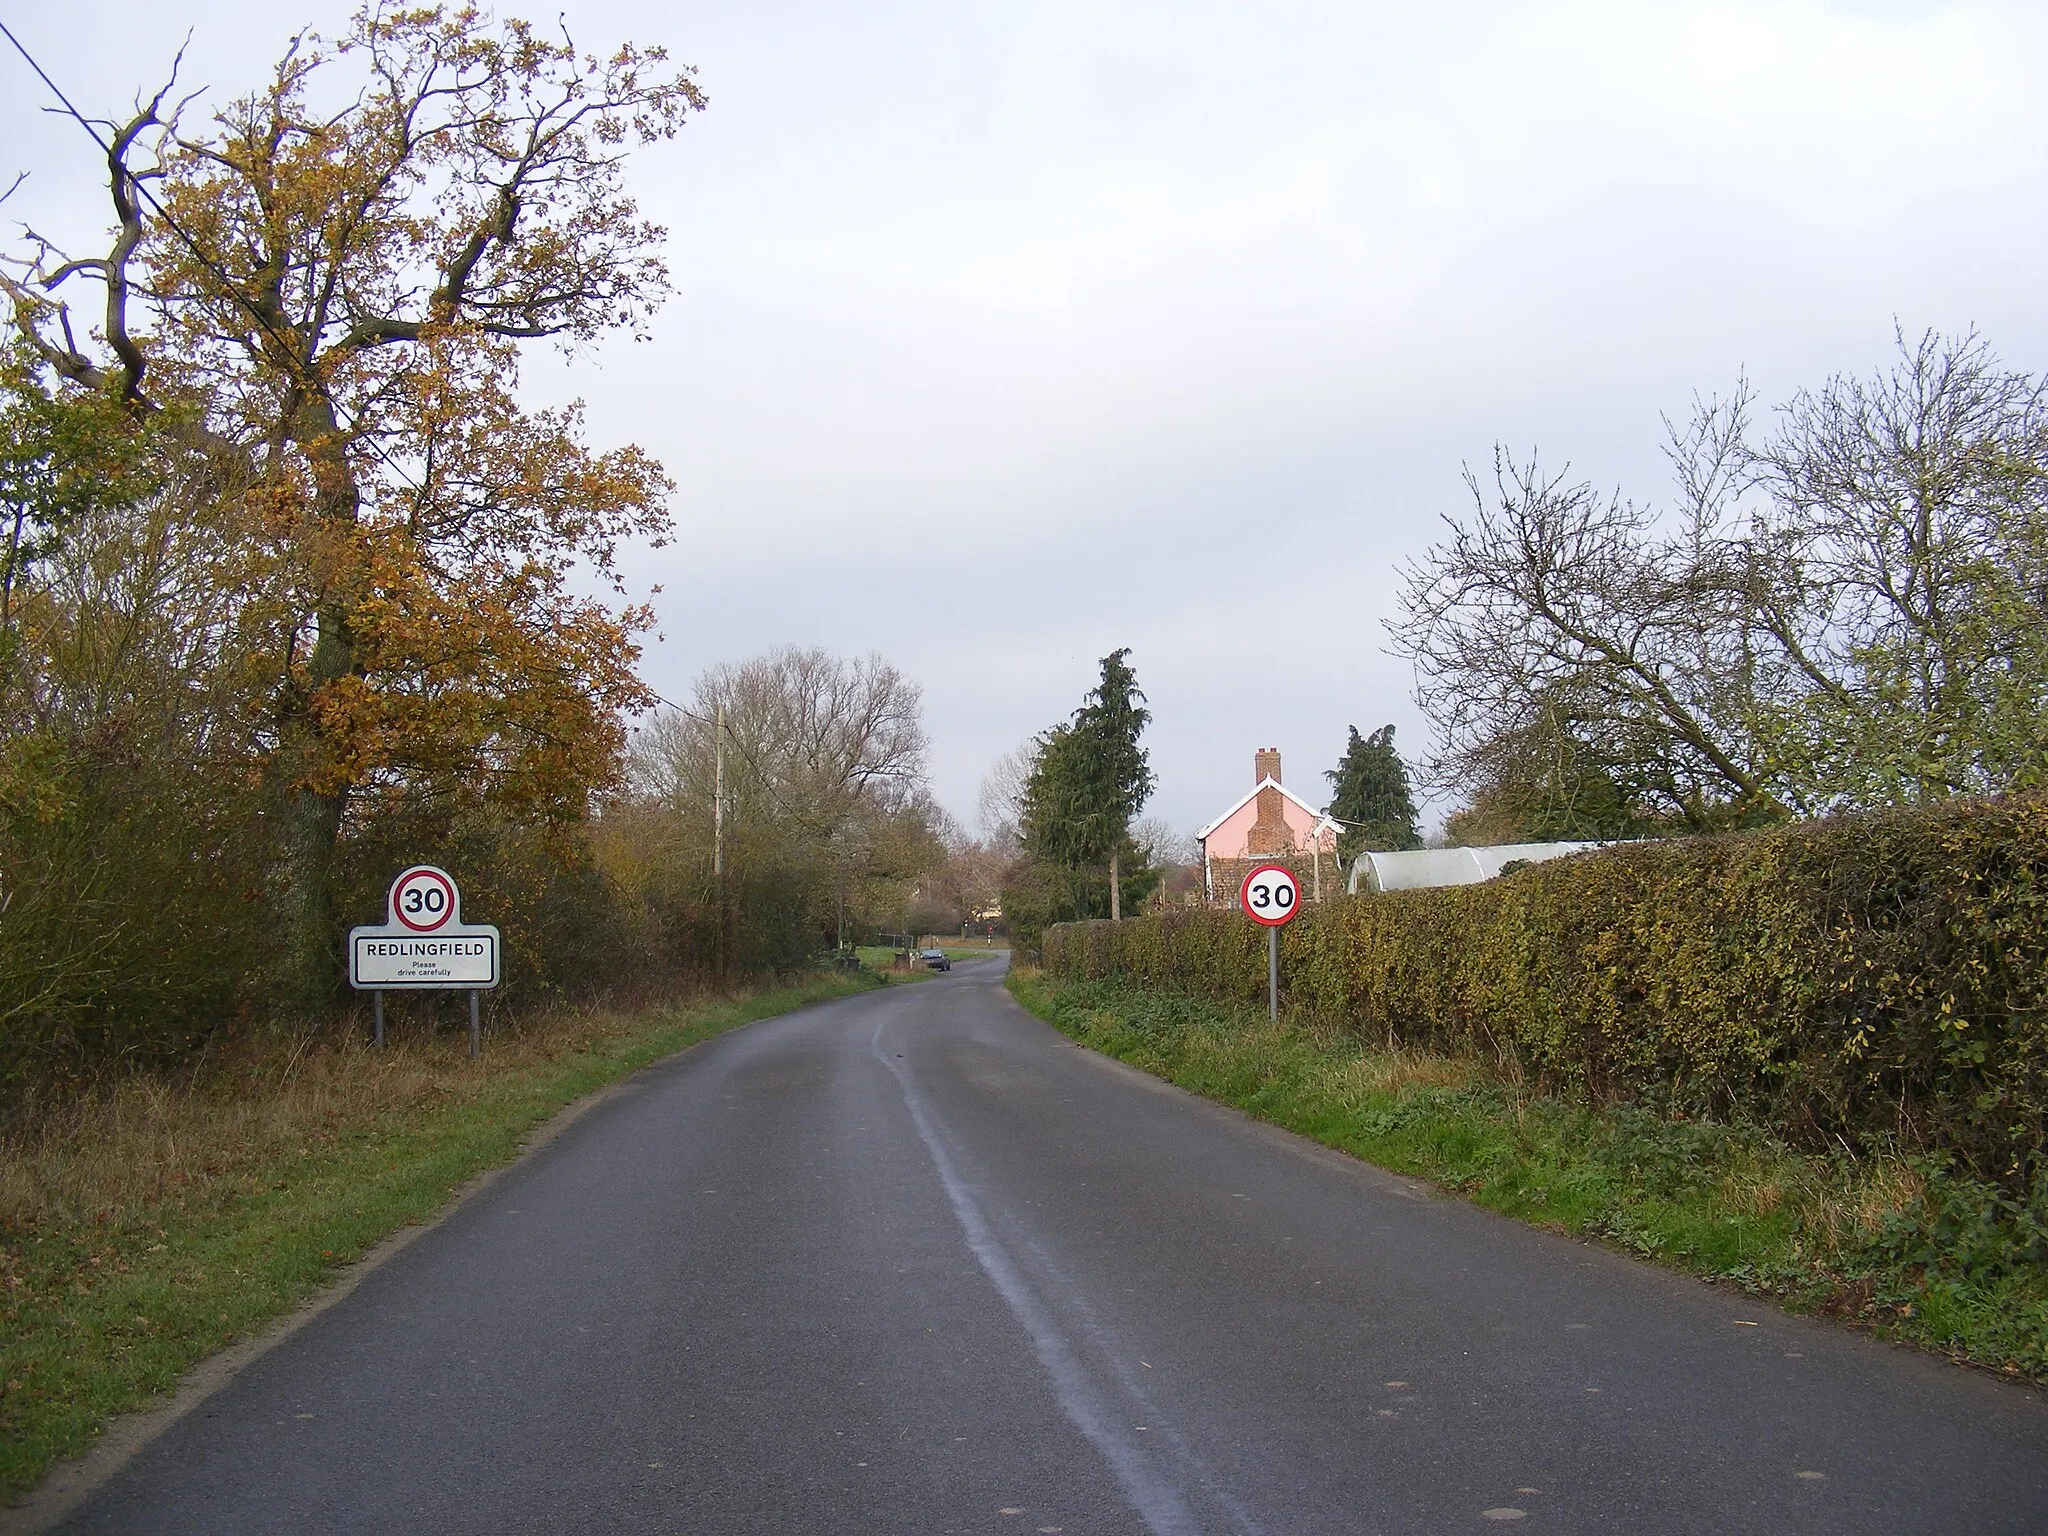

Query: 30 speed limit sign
[391,866,457,932]
[1238,863,1300,926]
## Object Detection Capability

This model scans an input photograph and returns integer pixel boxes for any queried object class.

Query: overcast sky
[6,0,2047,840]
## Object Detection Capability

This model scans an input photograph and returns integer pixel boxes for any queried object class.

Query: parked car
[919,947,951,971]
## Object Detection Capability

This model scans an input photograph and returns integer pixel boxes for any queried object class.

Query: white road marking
[873,1018,1266,1536]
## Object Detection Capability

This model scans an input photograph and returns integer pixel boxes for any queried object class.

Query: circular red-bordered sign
[1238,863,1301,927]
[391,866,458,933]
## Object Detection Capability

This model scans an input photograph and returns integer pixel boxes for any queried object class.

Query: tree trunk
[276,609,353,1013]
[275,393,363,1012]
[278,755,346,1012]
[1110,850,1121,921]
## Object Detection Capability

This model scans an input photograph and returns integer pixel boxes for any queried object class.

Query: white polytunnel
[1346,841,1620,895]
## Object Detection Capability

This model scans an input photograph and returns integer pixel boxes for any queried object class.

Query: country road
[54,959,2048,1534]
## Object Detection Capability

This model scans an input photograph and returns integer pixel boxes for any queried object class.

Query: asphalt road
[58,959,2048,1534]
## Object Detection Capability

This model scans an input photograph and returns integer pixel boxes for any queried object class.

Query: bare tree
[976,740,1037,854]
[1394,328,2048,829]
[628,647,938,948]
[1131,815,1194,869]
[1392,388,1786,829]
[704,647,929,830]
[1747,326,2048,804]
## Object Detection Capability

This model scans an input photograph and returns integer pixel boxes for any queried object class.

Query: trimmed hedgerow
[1046,796,2048,1185]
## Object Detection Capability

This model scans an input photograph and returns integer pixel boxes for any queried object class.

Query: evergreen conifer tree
[1326,724,1422,863]
[1017,649,1156,921]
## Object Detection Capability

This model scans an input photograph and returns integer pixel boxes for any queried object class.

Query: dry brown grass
[0,985,712,1239]
[1799,1156,1929,1255]
[1323,1045,1475,1108]
[1670,1133,1925,1258]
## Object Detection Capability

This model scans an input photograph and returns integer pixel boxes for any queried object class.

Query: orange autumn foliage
[4,5,703,1000]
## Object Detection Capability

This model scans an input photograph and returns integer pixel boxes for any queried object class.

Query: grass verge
[0,972,874,1503]
[848,944,1001,973]
[1010,969,2048,1382]
[853,945,934,977]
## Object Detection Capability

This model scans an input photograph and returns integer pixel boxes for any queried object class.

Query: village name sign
[350,865,501,988]
[349,866,501,1055]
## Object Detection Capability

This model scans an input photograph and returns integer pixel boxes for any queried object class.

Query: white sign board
[348,865,501,990]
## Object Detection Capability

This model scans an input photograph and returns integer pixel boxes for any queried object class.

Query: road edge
[0,990,837,1536]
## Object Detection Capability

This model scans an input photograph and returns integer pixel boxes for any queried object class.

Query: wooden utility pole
[1110,850,1121,921]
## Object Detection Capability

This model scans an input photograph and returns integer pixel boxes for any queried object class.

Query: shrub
[1046,796,2048,1185]
[336,803,661,1003]
[0,738,272,1087]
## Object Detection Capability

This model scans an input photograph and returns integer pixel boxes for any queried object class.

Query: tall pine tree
[1018,648,1156,921]
[1326,724,1422,864]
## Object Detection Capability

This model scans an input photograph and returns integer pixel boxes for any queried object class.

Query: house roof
[1195,776,1339,843]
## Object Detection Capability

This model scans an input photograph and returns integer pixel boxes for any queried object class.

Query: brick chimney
[1246,748,1293,856]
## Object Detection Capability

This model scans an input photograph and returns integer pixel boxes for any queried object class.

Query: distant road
[58,960,2048,1533]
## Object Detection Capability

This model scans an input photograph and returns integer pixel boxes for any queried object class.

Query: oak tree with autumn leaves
[3,5,701,1005]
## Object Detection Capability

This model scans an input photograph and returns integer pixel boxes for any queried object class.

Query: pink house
[1195,749,1340,904]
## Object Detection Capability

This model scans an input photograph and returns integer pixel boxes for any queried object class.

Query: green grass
[1010,969,2048,1381]
[0,973,874,1502]
[853,945,936,977]
[851,943,1003,975]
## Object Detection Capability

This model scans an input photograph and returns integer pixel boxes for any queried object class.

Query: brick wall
[1205,852,1333,909]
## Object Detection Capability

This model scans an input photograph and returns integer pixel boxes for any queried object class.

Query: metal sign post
[348,865,502,1055]
[1238,863,1301,1022]
[1268,927,1280,1022]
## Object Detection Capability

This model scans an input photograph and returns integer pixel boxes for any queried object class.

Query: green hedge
[1045,797,2048,1184]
